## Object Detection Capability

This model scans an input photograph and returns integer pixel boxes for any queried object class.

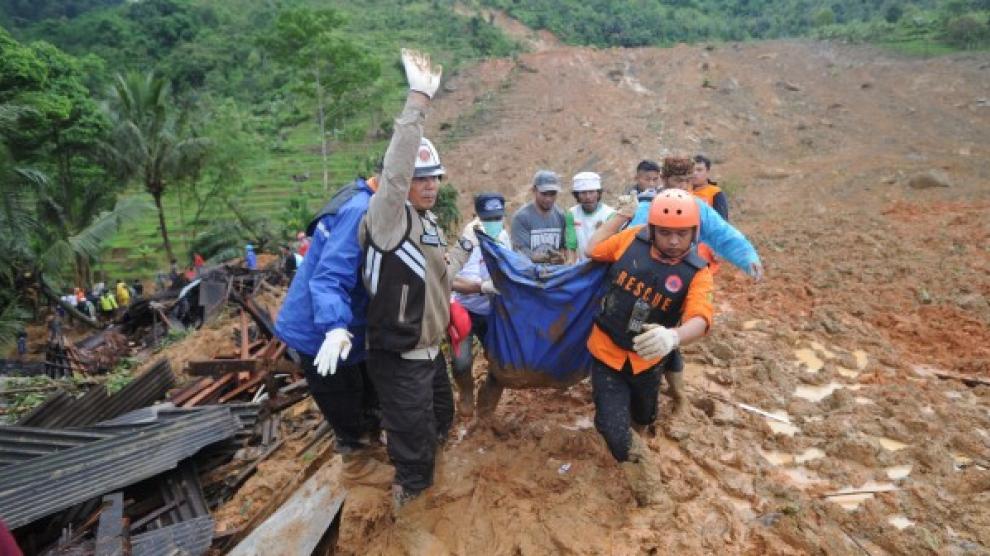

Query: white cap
[572,171,602,192]
[414,137,445,178]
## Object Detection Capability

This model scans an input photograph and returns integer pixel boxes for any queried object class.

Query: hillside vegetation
[1,0,986,343]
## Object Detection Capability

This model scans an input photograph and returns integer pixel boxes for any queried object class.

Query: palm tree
[0,102,152,338]
[104,71,209,265]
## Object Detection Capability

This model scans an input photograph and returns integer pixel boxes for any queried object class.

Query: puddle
[826,481,899,511]
[809,341,837,359]
[729,497,756,520]
[796,448,826,463]
[949,453,987,471]
[853,350,869,370]
[759,449,794,466]
[836,366,860,379]
[781,467,826,488]
[794,349,824,373]
[764,410,800,436]
[760,447,825,466]
[889,516,915,530]
[868,435,910,451]
[885,465,913,480]
[794,382,843,402]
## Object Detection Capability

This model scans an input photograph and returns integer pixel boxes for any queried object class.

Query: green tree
[259,8,380,192]
[103,71,208,264]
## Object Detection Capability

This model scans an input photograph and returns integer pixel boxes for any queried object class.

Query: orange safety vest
[693,184,722,273]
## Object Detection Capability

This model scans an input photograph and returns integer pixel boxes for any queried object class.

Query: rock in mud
[907,170,952,189]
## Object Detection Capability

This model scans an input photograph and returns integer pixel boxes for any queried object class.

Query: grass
[95,107,394,278]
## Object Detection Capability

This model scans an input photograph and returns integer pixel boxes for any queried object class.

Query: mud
[225,25,990,556]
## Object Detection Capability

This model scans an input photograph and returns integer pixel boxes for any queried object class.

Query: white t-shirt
[567,203,615,261]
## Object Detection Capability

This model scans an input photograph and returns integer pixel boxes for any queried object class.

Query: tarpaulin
[480,233,607,388]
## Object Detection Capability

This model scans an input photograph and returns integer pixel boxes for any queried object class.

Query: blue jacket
[630,196,760,274]
[275,179,372,360]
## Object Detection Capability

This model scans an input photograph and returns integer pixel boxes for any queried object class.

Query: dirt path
[273,39,990,554]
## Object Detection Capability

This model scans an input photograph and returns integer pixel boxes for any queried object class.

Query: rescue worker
[564,172,615,262]
[274,170,382,460]
[98,289,118,321]
[451,193,509,415]
[585,189,714,509]
[115,279,131,307]
[359,49,475,510]
[510,170,570,264]
[688,154,727,273]
[245,244,257,270]
[691,155,728,221]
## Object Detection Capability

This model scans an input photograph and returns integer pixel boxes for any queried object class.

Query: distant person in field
[564,172,615,263]
[511,170,570,264]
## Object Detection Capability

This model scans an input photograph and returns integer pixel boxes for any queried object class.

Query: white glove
[749,261,765,283]
[616,194,639,219]
[480,280,500,295]
[632,324,680,361]
[401,48,442,99]
[460,217,481,250]
[314,328,352,377]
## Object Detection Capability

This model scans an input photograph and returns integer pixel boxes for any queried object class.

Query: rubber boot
[665,371,686,417]
[475,375,504,420]
[341,450,393,488]
[621,431,673,511]
[453,371,475,418]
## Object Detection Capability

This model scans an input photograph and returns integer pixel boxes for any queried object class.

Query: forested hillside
[0,0,987,345]
[481,0,990,51]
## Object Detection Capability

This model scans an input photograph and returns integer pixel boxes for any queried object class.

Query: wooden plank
[218,440,335,553]
[170,377,212,406]
[187,359,259,376]
[240,310,250,359]
[94,492,125,556]
[217,373,267,404]
[228,466,345,556]
[183,373,235,407]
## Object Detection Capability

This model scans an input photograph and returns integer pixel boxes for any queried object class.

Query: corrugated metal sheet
[131,515,214,556]
[15,359,176,428]
[0,427,113,467]
[96,359,175,422]
[16,390,74,427]
[0,407,240,529]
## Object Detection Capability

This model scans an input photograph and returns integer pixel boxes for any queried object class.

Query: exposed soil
[332,36,989,555]
[221,28,990,556]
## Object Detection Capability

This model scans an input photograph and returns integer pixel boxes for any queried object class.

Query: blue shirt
[274,181,372,360]
[630,196,760,274]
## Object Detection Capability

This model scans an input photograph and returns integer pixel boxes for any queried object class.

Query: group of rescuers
[275,49,763,512]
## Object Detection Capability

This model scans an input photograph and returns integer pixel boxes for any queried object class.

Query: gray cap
[532,170,561,192]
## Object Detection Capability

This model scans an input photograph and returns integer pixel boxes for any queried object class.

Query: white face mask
[481,220,503,237]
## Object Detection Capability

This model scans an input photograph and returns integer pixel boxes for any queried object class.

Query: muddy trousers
[591,358,662,462]
[451,311,489,378]
[366,350,454,493]
[300,355,380,450]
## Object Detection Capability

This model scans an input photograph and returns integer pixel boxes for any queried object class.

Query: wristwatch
[458,238,474,252]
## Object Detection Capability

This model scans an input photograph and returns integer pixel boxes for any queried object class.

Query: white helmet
[572,171,602,192]
[414,137,445,178]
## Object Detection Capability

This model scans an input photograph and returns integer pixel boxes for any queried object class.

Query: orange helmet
[648,189,699,228]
